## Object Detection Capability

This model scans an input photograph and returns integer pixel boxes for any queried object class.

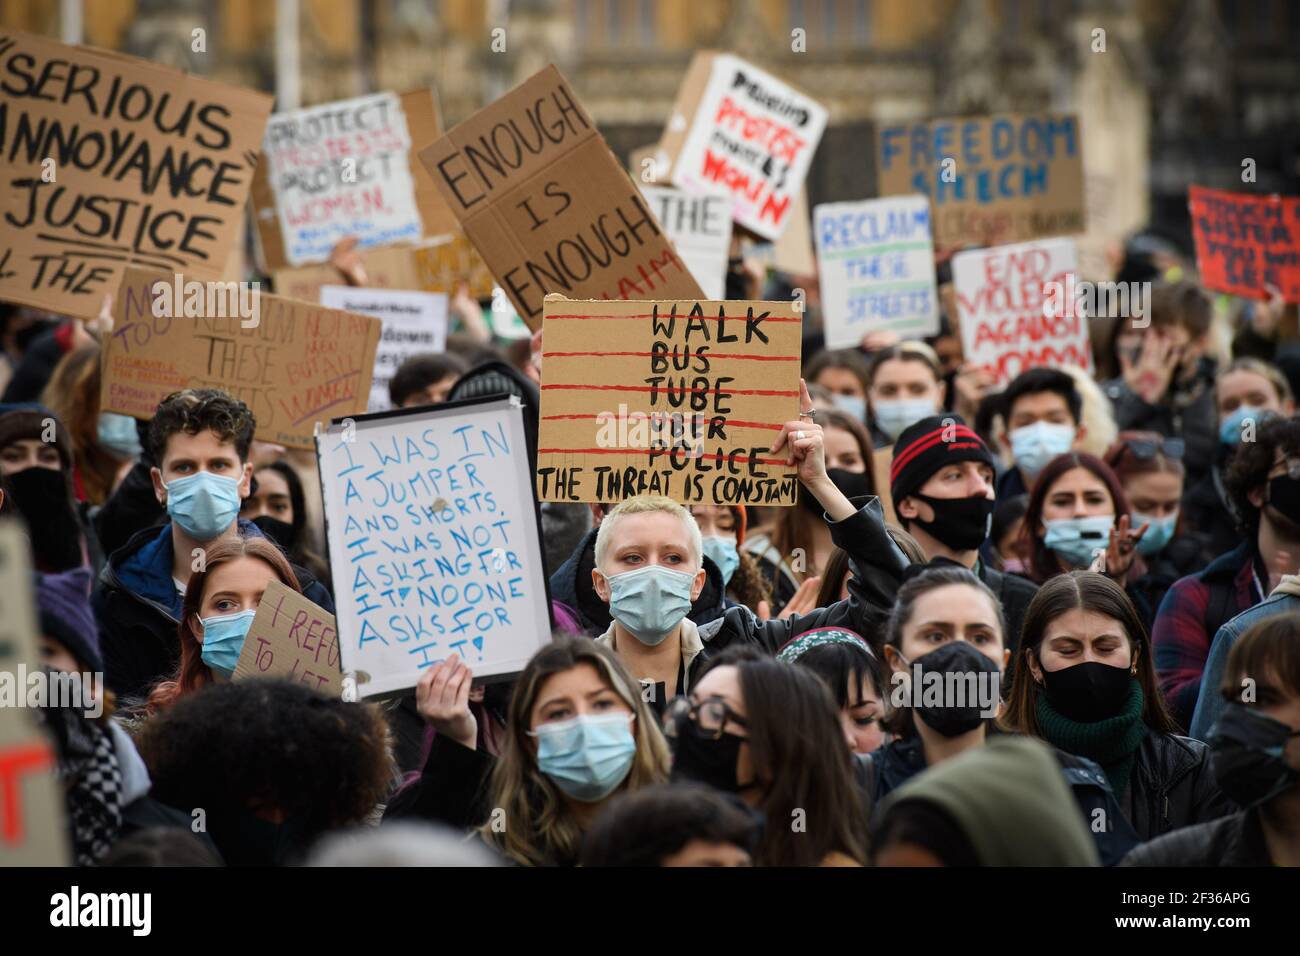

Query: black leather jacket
[1122,729,1235,841]
[1121,807,1271,866]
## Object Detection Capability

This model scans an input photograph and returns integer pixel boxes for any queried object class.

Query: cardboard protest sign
[638,185,732,300]
[316,396,552,696]
[656,52,827,242]
[814,195,939,348]
[250,89,458,271]
[0,31,272,318]
[0,522,70,865]
[951,238,1089,388]
[233,579,343,696]
[319,285,448,411]
[876,113,1085,248]
[412,232,496,300]
[1189,186,1300,303]
[418,65,703,328]
[536,294,801,505]
[100,267,381,449]
[269,242,425,303]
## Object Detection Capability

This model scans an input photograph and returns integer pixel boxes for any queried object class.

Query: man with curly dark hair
[92,388,334,702]
[135,680,394,865]
[1152,414,1300,730]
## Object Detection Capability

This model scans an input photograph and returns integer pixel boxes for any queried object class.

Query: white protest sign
[638,185,732,300]
[814,195,939,349]
[316,396,552,697]
[263,91,424,266]
[951,237,1090,388]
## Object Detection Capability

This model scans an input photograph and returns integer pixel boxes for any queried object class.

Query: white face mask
[1009,421,1076,477]
[873,398,939,442]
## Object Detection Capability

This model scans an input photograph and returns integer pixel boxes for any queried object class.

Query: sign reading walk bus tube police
[536,294,801,506]
[316,396,552,698]
[875,113,1085,248]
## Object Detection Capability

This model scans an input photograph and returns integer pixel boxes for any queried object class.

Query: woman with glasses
[664,645,869,866]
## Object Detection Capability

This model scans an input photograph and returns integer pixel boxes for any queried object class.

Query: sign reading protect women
[316,396,552,697]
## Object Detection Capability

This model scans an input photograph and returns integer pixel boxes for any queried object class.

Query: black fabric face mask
[669,717,751,794]
[251,514,299,553]
[1210,703,1300,808]
[799,467,873,516]
[906,640,1000,738]
[1040,660,1133,723]
[6,466,84,571]
[910,493,995,552]
[211,808,311,867]
[1266,475,1300,534]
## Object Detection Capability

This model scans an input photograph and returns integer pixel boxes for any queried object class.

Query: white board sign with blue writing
[316,395,552,696]
[814,195,939,349]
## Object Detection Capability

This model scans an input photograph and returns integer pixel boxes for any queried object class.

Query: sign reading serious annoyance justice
[536,295,801,505]
[0,32,272,318]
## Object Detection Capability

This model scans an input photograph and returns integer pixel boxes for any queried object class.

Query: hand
[328,236,368,286]
[777,575,823,620]
[415,654,478,750]
[860,330,901,352]
[1250,284,1286,339]
[952,362,995,422]
[1120,331,1177,405]
[770,378,827,486]
[741,258,765,301]
[755,599,772,621]
[1091,515,1147,580]
[528,328,543,383]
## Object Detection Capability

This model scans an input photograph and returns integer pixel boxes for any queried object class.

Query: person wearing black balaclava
[240,459,332,595]
[0,403,90,573]
[1123,613,1300,866]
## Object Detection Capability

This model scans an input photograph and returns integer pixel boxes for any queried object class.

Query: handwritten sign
[814,195,939,348]
[638,185,732,300]
[0,522,70,865]
[269,242,425,303]
[876,113,1084,248]
[536,294,800,505]
[100,266,381,449]
[233,579,342,695]
[319,285,448,412]
[419,65,703,328]
[250,89,458,271]
[1189,186,1300,303]
[658,52,827,242]
[0,31,271,318]
[951,237,1089,388]
[316,396,552,696]
[413,232,496,299]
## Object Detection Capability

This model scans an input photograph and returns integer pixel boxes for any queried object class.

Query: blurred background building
[3,0,1298,265]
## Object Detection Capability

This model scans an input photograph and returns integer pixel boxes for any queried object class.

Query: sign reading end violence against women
[951,237,1090,389]
[233,579,342,696]
[418,65,704,329]
[316,396,552,697]
[814,195,939,349]
[536,295,801,506]
[1189,185,1300,303]
[0,31,272,318]
[100,267,381,450]
[875,113,1084,248]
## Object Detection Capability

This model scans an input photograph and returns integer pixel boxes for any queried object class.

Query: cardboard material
[0,31,272,318]
[233,579,342,695]
[638,185,732,300]
[0,522,70,865]
[1189,185,1300,303]
[100,266,381,449]
[657,52,827,242]
[876,113,1085,248]
[250,89,458,271]
[536,294,801,505]
[316,396,553,696]
[870,446,896,525]
[951,238,1089,389]
[412,232,496,300]
[319,285,448,411]
[418,65,703,328]
[814,195,939,348]
[270,243,425,303]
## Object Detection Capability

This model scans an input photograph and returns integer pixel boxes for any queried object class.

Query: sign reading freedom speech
[100,267,381,449]
[876,113,1084,248]
[951,237,1089,389]
[536,294,801,505]
[0,31,272,318]
[1189,185,1300,303]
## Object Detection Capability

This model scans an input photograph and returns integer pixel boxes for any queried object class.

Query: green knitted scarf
[1036,679,1147,798]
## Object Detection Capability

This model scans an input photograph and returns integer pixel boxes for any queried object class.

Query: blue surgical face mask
[873,398,938,442]
[603,564,696,646]
[1009,421,1076,478]
[831,392,867,422]
[200,608,256,677]
[1219,406,1269,446]
[530,711,637,802]
[165,471,242,541]
[701,536,740,589]
[1043,515,1115,568]
[97,413,142,459]
[1132,510,1177,556]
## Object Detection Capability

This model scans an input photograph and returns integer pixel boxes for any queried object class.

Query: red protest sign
[1189,186,1300,303]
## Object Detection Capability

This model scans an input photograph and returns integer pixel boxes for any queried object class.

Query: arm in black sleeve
[94,421,165,556]
[381,733,496,830]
